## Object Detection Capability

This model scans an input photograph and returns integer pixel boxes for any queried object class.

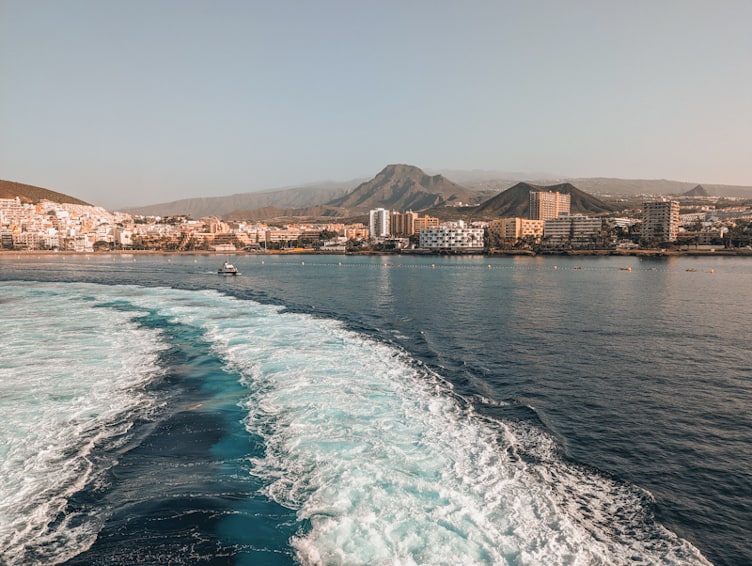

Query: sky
[1,0,750,210]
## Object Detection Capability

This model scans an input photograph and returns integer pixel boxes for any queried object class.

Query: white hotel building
[419,221,485,251]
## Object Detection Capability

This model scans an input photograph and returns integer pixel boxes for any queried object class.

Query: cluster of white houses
[0,191,746,252]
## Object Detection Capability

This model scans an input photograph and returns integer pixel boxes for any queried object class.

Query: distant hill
[466,182,614,219]
[562,177,752,199]
[124,181,358,218]
[681,185,710,197]
[0,180,91,206]
[326,164,481,213]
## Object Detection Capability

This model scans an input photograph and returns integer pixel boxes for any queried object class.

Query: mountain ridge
[5,170,752,219]
[326,164,482,211]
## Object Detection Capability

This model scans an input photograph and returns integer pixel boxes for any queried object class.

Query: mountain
[326,164,481,213]
[0,180,91,206]
[123,181,359,218]
[468,182,615,219]
[681,185,710,197]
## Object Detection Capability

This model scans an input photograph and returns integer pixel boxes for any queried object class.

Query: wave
[0,282,711,565]
[0,282,167,565]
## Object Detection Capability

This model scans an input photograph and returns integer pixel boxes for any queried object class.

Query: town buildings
[2,191,749,254]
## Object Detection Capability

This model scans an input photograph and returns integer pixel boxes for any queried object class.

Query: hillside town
[2,188,752,255]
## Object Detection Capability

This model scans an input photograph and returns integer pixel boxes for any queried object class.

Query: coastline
[2,248,751,257]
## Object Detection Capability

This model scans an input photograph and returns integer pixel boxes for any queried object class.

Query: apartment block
[642,199,680,242]
[419,221,485,250]
[529,191,571,221]
[543,215,603,248]
[487,217,544,245]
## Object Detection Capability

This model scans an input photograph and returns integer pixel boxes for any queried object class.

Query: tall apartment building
[369,208,390,239]
[529,191,571,221]
[642,199,680,242]
[390,211,418,236]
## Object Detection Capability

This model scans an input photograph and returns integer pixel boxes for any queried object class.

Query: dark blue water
[1,253,749,565]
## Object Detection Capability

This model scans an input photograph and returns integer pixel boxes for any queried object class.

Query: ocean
[0,253,749,565]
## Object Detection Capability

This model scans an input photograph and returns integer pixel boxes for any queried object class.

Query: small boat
[218,261,238,275]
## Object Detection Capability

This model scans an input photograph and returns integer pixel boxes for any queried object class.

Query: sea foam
[0,282,166,565]
[0,283,712,565]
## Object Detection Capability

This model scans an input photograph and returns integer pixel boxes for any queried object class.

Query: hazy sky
[1,1,750,209]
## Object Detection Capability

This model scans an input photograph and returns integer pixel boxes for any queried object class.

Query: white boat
[218,261,239,275]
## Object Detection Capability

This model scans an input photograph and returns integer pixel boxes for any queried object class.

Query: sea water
[0,254,749,565]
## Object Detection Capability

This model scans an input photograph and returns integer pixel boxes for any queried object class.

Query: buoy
[301,261,305,265]
[553,265,558,270]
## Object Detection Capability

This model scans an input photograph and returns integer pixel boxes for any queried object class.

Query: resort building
[543,215,603,248]
[419,221,485,251]
[487,218,544,246]
[642,199,680,242]
[529,191,571,221]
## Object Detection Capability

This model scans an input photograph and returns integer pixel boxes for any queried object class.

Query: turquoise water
[0,254,749,565]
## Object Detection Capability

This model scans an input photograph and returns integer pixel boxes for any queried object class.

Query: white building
[369,208,390,239]
[419,221,485,251]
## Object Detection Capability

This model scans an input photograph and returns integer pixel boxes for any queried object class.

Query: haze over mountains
[3,165,752,220]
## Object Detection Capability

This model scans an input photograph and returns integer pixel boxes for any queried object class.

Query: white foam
[0,283,711,565]
[0,282,167,565]
[175,295,711,565]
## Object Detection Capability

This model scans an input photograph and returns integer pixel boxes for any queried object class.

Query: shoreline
[2,248,751,258]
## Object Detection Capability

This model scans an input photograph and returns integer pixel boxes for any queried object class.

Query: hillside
[326,164,481,213]
[124,181,358,217]
[0,180,91,206]
[465,182,614,219]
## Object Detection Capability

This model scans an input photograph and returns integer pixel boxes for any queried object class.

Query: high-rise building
[529,191,571,221]
[642,199,680,242]
[369,208,390,239]
[390,210,418,236]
